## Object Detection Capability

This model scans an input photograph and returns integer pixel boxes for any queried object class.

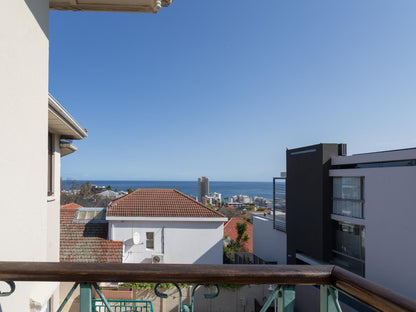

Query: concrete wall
[330,166,416,300]
[253,216,287,264]
[0,0,56,311]
[110,221,224,264]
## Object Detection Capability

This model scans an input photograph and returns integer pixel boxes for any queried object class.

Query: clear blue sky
[50,0,416,181]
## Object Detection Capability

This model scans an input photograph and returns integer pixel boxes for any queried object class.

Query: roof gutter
[49,0,173,13]
[48,94,88,140]
[106,216,228,222]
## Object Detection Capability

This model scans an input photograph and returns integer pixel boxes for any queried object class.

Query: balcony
[0,262,415,312]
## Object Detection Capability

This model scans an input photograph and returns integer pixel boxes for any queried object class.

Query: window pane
[333,199,363,218]
[333,177,361,200]
[146,232,154,249]
[334,221,365,260]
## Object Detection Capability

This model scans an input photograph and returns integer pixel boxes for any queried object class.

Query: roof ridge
[172,189,226,218]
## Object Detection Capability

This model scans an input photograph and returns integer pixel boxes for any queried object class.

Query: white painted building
[204,192,222,206]
[106,189,227,264]
[252,214,287,265]
[330,147,416,300]
[1,1,172,310]
[0,92,86,312]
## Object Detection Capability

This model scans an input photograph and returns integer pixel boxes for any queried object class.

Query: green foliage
[244,204,256,211]
[127,188,134,193]
[120,283,188,290]
[223,221,251,263]
[106,185,112,190]
[243,217,253,224]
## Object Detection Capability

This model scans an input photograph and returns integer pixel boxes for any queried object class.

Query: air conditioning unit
[152,254,164,264]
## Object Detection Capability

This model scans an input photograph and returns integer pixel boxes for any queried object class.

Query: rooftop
[106,189,226,219]
[224,218,253,252]
[60,205,122,263]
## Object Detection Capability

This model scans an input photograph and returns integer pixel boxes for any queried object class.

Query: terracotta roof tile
[107,189,226,218]
[61,203,83,209]
[224,217,253,252]
[60,207,122,263]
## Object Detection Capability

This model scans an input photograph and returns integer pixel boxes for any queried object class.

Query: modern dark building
[286,143,346,265]
[283,143,416,301]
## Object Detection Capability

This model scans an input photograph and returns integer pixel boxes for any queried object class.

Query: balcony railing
[0,262,415,312]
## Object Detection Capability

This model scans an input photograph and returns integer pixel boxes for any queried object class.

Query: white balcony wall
[109,221,224,264]
[253,216,287,264]
[0,1,58,311]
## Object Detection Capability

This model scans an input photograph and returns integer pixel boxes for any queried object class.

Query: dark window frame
[48,133,54,196]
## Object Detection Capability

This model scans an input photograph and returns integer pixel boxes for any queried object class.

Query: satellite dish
[133,232,140,245]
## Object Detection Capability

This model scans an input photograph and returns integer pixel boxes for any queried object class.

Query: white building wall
[0,0,54,311]
[330,166,416,300]
[253,216,287,264]
[110,221,224,264]
[46,134,62,261]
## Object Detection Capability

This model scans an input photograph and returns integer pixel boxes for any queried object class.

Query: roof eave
[48,94,88,140]
[49,0,173,13]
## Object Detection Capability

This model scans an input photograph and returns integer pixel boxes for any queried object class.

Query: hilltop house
[106,189,227,264]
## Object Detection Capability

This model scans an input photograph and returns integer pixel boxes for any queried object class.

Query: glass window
[146,232,154,249]
[333,177,363,218]
[332,221,365,276]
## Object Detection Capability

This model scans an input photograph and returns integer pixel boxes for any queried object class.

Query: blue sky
[50,0,416,181]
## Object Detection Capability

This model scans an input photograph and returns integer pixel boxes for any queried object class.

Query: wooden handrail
[332,266,416,312]
[0,262,415,312]
[0,262,332,285]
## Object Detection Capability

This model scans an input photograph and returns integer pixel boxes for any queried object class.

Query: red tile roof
[61,203,83,209]
[60,206,122,263]
[224,218,253,252]
[107,189,226,218]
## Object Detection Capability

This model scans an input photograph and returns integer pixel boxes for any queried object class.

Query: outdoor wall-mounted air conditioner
[50,0,173,13]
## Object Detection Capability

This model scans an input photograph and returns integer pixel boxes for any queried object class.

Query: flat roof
[332,147,416,165]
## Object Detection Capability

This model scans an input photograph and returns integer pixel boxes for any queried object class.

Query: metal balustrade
[0,262,415,312]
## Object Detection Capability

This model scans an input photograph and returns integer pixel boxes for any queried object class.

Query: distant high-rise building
[198,176,209,203]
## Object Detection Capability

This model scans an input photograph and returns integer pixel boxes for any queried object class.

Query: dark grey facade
[286,143,343,264]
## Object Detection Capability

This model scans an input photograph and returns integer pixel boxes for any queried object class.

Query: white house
[1,1,172,310]
[106,189,227,264]
[0,93,87,312]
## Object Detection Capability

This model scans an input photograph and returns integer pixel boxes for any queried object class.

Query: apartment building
[285,143,416,300]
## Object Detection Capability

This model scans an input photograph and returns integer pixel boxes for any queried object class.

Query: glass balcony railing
[0,262,415,312]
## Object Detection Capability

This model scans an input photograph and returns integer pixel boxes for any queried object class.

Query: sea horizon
[62,179,283,201]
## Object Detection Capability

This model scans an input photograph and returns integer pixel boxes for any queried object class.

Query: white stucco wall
[253,216,287,264]
[46,134,61,261]
[0,1,58,311]
[109,220,224,264]
[330,166,416,300]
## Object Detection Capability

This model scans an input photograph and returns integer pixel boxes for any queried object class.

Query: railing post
[277,285,295,312]
[80,283,92,312]
[320,285,342,312]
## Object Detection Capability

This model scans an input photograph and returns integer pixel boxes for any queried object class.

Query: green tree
[106,185,112,190]
[227,222,250,253]
[127,188,134,194]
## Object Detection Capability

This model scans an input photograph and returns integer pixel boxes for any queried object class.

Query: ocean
[62,180,282,201]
